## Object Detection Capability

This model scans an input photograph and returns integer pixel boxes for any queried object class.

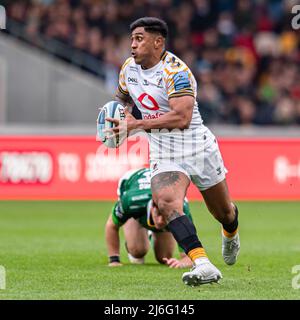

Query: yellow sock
[188,247,207,262]
[222,227,238,238]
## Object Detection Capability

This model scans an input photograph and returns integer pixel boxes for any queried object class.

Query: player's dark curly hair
[130,17,168,39]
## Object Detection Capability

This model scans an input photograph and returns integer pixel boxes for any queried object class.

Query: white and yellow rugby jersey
[118,51,206,161]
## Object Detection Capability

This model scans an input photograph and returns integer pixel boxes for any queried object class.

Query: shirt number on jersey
[138,93,159,111]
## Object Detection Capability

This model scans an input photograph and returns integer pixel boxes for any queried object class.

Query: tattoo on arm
[151,172,180,193]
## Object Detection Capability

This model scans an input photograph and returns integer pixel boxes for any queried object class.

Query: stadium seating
[5,0,300,125]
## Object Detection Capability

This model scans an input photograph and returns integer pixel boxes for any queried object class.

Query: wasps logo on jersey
[167,56,181,69]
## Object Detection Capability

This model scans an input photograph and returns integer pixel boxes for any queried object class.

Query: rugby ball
[97,101,126,148]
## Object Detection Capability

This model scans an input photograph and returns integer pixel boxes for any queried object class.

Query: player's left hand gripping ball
[97,100,127,148]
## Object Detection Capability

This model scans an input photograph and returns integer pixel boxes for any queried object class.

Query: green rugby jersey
[111,168,193,233]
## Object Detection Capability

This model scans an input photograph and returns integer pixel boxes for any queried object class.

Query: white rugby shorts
[150,129,227,191]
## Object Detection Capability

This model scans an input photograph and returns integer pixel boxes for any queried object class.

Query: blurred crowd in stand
[5,0,300,125]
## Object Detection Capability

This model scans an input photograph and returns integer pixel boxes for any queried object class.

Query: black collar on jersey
[160,50,167,61]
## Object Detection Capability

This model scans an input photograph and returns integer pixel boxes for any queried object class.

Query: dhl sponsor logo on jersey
[128,77,138,84]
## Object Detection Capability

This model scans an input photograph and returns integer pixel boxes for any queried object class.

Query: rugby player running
[105,17,240,286]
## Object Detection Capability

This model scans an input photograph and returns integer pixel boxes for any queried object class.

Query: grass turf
[0,201,299,300]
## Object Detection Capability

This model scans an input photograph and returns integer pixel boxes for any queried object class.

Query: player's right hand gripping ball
[97,101,126,148]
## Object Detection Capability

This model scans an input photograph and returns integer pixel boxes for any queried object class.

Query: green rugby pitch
[0,201,299,300]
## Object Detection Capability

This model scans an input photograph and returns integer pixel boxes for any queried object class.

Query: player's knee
[127,244,148,258]
[156,258,166,265]
[155,256,165,264]
[218,205,235,224]
[207,202,234,224]
[155,251,172,264]
[128,248,147,259]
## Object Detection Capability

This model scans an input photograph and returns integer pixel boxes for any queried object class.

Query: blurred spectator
[231,95,257,125]
[273,96,297,125]
[5,0,300,126]
[87,28,104,59]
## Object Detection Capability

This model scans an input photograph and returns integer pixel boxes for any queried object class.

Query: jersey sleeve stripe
[168,91,195,99]
[167,87,194,95]
[161,51,168,62]
[118,85,129,96]
[121,57,133,71]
